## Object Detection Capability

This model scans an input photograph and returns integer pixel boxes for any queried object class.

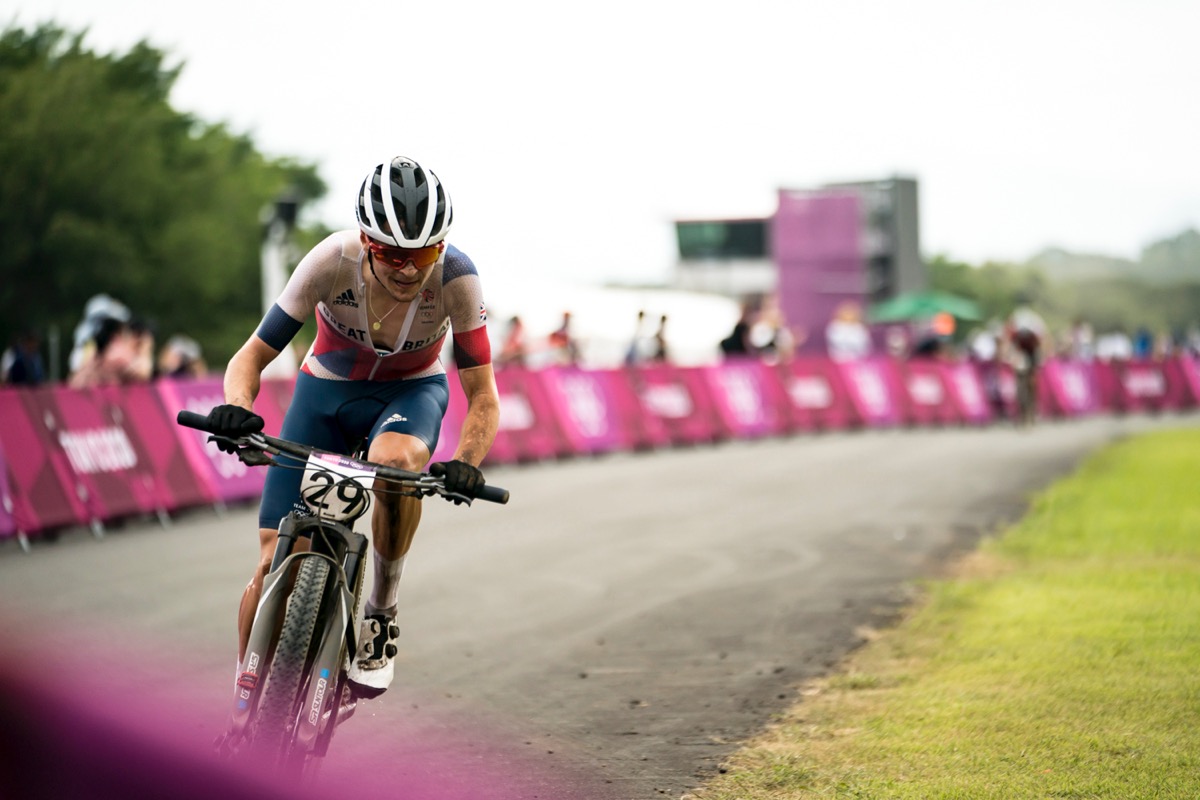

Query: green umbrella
[868,290,983,323]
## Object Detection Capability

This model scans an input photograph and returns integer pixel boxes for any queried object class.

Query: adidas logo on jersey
[332,289,359,308]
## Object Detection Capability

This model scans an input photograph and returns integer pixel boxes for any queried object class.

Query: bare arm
[453,363,500,467]
[223,335,283,411]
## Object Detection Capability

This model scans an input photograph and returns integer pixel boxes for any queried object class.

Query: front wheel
[252,556,330,763]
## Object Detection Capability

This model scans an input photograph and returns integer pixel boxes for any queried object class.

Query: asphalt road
[1,413,1195,799]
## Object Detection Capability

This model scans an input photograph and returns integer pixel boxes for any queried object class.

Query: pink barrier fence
[700,359,791,440]
[0,439,16,539]
[0,388,95,534]
[627,364,723,445]
[836,358,905,428]
[2,355,1197,544]
[776,358,857,431]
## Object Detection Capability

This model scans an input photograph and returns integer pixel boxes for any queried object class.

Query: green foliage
[1140,228,1200,283]
[0,23,327,374]
[927,244,1200,341]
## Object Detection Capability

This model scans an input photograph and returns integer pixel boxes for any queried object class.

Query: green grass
[687,428,1200,800]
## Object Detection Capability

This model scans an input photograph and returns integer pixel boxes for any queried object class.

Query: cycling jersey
[255,230,491,381]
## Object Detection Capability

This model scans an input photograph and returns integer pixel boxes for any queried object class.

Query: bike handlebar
[176,410,509,505]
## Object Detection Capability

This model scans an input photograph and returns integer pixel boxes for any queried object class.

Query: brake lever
[239,449,273,466]
[411,476,473,506]
[441,490,473,506]
[205,433,273,466]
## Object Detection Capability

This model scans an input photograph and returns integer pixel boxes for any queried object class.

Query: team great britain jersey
[254,229,490,381]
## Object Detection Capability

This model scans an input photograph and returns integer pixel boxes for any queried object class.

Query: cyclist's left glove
[429,460,484,504]
[205,404,264,454]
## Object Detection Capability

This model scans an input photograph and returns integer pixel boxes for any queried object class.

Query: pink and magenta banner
[490,367,568,463]
[942,362,992,424]
[899,361,958,426]
[3,356,1198,543]
[1040,359,1102,417]
[0,439,16,539]
[776,358,856,431]
[626,364,723,445]
[0,389,90,534]
[536,367,642,455]
[836,358,905,428]
[1166,356,1200,407]
[700,360,790,439]
[155,378,267,504]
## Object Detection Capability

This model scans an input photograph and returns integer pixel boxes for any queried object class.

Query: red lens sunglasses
[367,241,444,269]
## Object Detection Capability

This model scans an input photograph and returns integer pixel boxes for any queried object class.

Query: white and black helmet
[355,156,453,247]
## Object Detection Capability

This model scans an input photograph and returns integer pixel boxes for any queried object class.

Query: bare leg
[237,527,279,661]
[366,432,431,610]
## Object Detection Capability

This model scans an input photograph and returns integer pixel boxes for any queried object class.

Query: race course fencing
[2,355,1198,550]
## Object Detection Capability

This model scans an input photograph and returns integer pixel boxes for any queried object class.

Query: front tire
[252,556,330,762]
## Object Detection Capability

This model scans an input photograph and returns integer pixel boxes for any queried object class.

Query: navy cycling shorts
[258,371,450,529]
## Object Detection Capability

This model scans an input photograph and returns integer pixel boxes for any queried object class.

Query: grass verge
[687,427,1200,800]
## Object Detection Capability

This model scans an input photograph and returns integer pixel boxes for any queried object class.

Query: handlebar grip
[477,484,510,505]
[176,409,213,432]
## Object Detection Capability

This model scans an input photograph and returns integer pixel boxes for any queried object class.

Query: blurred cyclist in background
[1007,303,1049,427]
[202,156,500,697]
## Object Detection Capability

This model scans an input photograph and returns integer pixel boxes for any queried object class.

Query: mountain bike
[176,410,509,776]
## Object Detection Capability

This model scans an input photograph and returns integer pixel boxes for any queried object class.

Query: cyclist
[203,156,499,697]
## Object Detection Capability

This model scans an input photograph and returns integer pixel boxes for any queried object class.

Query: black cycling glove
[205,404,264,453]
[429,460,484,504]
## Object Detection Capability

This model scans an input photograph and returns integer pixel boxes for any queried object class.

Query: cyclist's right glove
[205,404,264,453]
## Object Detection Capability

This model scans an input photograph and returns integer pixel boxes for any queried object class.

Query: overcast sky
[10,0,1199,289]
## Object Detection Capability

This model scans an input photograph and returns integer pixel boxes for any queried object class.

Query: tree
[0,23,326,376]
[928,242,1200,344]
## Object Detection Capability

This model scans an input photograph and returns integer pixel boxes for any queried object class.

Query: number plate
[299,453,377,521]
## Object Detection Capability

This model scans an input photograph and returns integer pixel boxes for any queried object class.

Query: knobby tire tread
[253,557,329,761]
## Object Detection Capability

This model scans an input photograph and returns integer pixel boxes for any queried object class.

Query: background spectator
[1096,330,1134,361]
[625,310,653,366]
[825,301,871,362]
[1132,326,1154,359]
[68,317,153,388]
[650,314,670,363]
[547,311,580,366]
[496,315,528,369]
[884,325,910,359]
[749,295,799,363]
[157,334,207,378]
[69,294,132,374]
[719,303,756,358]
[1,330,46,386]
[1067,318,1095,361]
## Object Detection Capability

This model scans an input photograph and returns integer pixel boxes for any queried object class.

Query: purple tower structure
[772,187,867,350]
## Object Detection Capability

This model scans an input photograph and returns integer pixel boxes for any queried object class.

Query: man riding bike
[203,156,500,697]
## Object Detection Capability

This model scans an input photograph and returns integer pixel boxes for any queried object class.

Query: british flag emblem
[479,304,487,322]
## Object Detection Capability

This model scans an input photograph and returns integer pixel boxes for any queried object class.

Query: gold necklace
[367,280,401,331]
